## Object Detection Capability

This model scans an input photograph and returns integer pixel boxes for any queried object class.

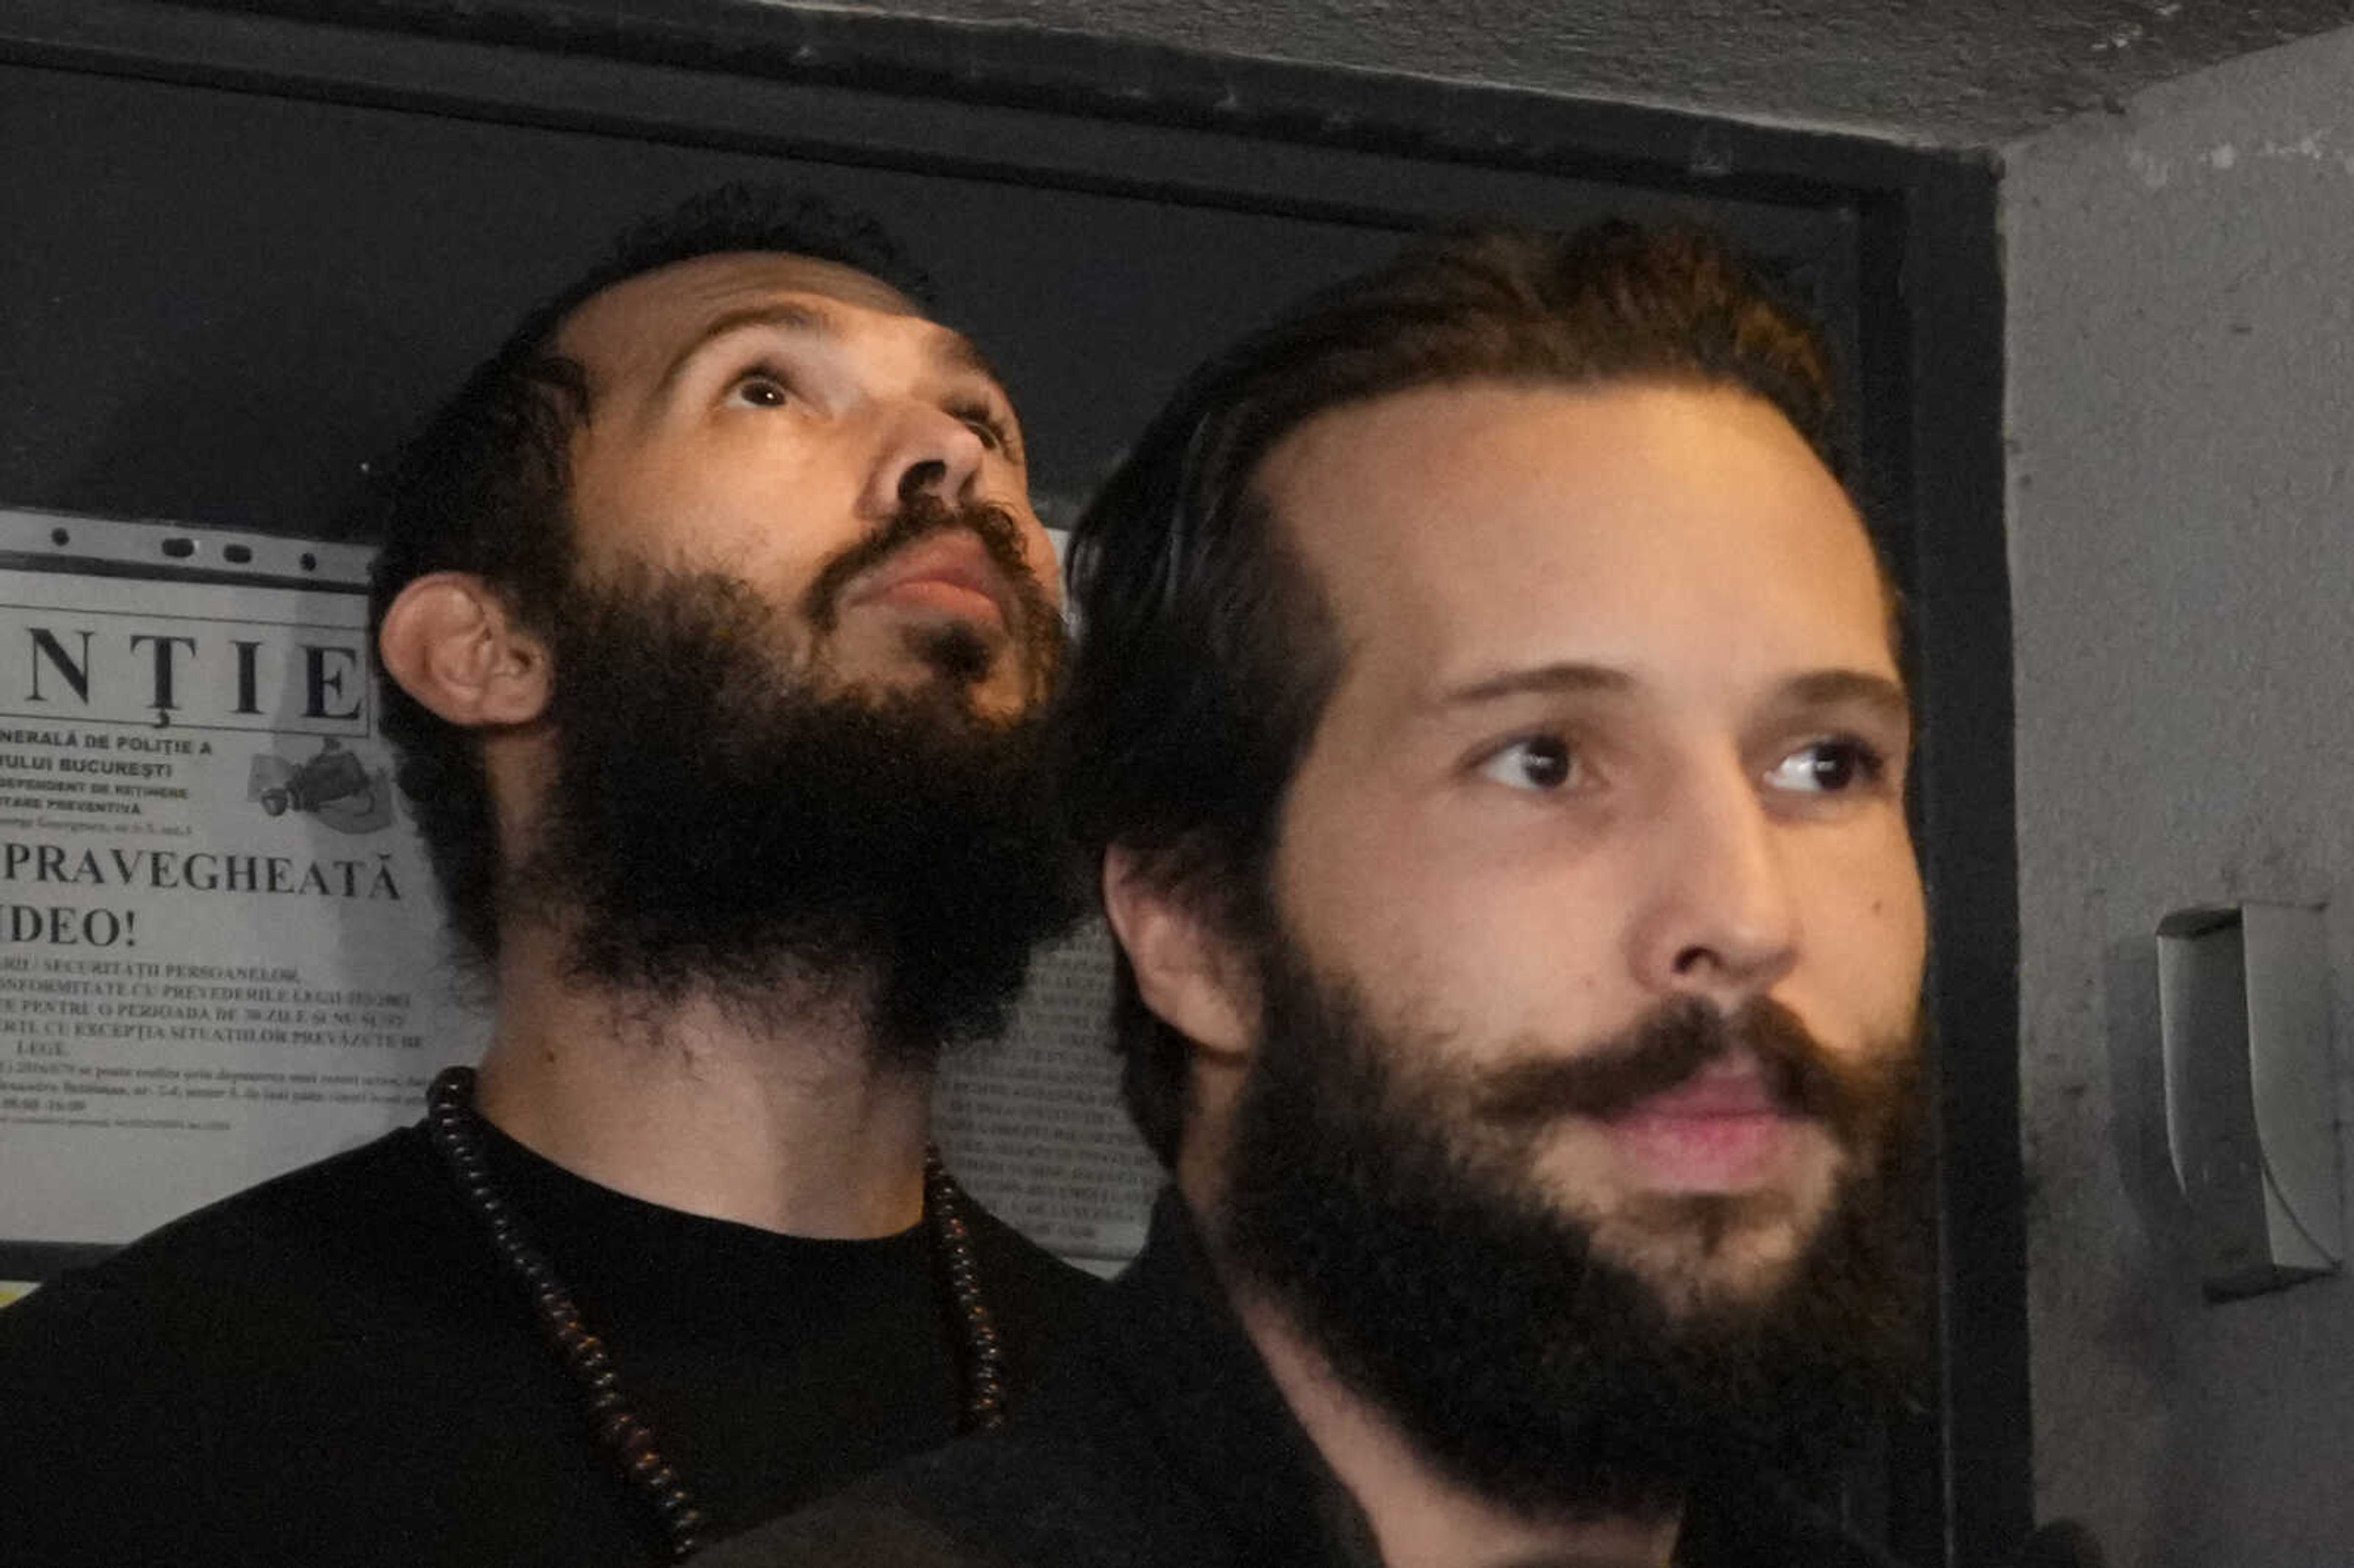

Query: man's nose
[1625,758,1800,1008]
[860,401,988,518]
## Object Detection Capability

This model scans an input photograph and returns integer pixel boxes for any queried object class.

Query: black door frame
[0,4,2022,1562]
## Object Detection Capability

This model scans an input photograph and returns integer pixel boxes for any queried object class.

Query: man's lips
[1594,1056,1801,1193]
[1615,1057,1786,1119]
[847,534,1017,628]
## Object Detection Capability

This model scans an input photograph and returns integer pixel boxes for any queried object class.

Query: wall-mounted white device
[2156,903,2343,1299]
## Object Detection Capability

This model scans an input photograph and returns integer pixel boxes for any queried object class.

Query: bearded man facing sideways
[707,220,1932,1568]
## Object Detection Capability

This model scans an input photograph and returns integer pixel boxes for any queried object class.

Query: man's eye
[1476,735,1577,793]
[1764,739,1885,796]
[949,401,1013,454]
[729,372,791,409]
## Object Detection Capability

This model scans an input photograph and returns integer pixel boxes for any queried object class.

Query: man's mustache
[800,490,1046,637]
[1472,995,1878,1147]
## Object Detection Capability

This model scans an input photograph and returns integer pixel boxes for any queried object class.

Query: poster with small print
[0,513,481,1249]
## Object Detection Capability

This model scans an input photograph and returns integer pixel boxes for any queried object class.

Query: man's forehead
[551,250,945,376]
[1261,379,1899,684]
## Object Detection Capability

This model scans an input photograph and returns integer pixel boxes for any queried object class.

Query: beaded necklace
[424,1065,1006,1562]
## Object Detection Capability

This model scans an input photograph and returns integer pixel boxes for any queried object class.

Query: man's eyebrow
[1428,663,1911,724]
[1775,668,1913,726]
[1433,662,1637,709]
[652,301,832,403]
[932,329,995,381]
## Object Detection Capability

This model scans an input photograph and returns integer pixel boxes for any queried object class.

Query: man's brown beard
[507,508,1076,1062]
[1217,926,1930,1520]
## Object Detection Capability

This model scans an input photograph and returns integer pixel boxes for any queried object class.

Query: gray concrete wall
[778,0,2354,145]
[2006,28,2354,1566]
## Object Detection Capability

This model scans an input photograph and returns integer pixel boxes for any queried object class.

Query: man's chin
[1553,1136,1846,1320]
[814,627,1041,722]
[1583,1190,1823,1322]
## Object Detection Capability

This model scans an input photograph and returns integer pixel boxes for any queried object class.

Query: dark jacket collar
[1078,1189,1384,1567]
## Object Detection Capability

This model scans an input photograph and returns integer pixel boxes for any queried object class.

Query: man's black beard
[1217,931,1930,1522]
[510,504,1078,1064]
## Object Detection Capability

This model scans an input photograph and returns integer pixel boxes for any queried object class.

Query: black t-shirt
[0,1122,1100,1567]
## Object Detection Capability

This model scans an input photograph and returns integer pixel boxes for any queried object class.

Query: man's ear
[1100,845,1259,1061]
[376,573,552,729]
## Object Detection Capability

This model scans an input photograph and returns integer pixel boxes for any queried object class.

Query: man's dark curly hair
[360,186,931,965]
[1054,220,1859,1166]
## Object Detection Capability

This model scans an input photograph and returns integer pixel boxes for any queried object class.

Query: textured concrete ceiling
[775,0,2354,145]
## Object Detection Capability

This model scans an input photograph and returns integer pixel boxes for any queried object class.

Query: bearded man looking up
[705,222,1934,1568]
[0,188,1097,1568]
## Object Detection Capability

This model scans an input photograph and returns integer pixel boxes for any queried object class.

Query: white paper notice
[936,921,1162,1270]
[0,566,480,1245]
